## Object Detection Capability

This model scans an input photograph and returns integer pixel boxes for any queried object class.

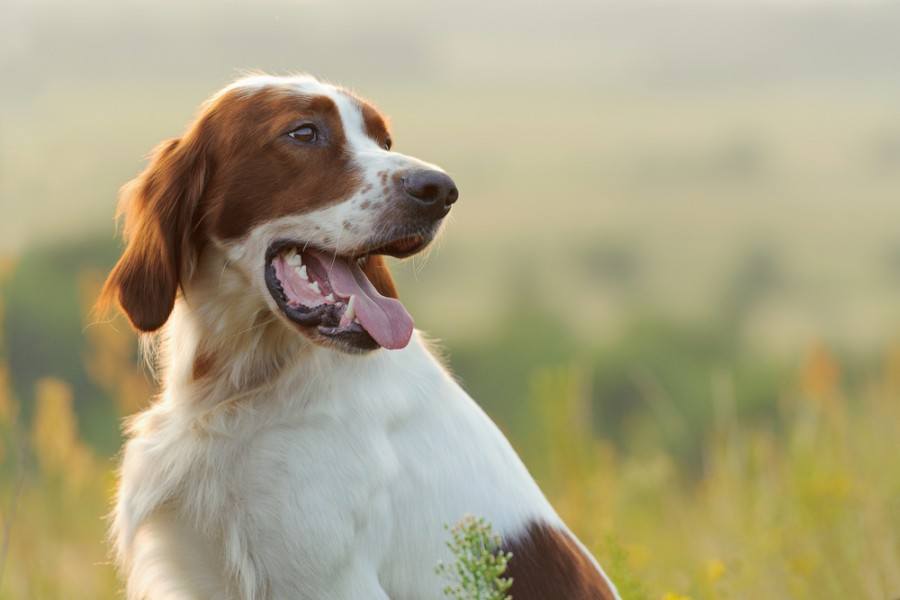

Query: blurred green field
[2,256,900,598]
[3,0,900,598]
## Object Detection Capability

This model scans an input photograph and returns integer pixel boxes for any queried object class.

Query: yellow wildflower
[31,377,95,489]
[706,558,726,584]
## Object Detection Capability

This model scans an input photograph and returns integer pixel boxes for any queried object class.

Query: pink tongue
[308,251,414,350]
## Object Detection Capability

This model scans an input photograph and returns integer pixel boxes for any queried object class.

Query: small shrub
[436,515,513,600]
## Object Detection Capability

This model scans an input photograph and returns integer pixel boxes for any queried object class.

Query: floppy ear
[362,255,399,299]
[99,134,209,332]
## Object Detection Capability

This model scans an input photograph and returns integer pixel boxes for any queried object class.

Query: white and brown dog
[102,74,619,599]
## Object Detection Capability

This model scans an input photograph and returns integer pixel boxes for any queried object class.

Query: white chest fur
[113,332,559,600]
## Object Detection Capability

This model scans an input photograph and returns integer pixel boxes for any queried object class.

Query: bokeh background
[2,0,900,597]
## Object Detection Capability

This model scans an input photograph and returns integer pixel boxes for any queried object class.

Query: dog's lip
[264,234,430,265]
[365,234,428,258]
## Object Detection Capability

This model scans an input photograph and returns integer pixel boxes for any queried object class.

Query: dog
[102,74,620,599]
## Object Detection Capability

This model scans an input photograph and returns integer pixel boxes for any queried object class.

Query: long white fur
[112,75,620,599]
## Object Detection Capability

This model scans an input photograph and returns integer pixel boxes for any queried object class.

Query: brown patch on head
[205,86,364,240]
[98,78,369,332]
[356,98,392,149]
[504,522,617,600]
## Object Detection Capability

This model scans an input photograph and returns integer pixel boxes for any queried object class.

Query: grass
[529,361,900,599]
[0,321,898,598]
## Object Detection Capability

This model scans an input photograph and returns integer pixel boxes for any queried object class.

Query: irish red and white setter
[102,74,620,599]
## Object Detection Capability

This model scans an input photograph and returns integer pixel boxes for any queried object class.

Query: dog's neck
[154,246,310,404]
[150,245,433,418]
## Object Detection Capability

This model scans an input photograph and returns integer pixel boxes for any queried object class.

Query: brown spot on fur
[192,351,215,380]
[355,98,392,148]
[361,183,373,194]
[378,171,388,185]
[342,220,353,231]
[504,522,617,600]
[360,200,371,209]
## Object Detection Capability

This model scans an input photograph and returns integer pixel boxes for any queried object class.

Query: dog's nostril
[403,170,458,211]
[421,184,439,201]
[446,186,459,206]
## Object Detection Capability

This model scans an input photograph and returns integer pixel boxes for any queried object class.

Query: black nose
[402,170,458,219]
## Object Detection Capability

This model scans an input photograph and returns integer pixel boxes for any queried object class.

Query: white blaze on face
[315,88,443,251]
[222,74,447,256]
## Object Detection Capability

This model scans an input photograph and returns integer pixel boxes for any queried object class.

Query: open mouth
[264,240,418,351]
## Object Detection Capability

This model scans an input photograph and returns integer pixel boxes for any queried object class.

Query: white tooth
[308,281,321,294]
[297,265,308,280]
[286,252,302,266]
[325,293,335,303]
[345,296,356,321]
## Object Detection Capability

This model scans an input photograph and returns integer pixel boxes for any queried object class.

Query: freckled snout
[402,169,459,220]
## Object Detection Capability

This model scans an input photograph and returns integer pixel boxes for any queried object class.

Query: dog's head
[101,74,457,353]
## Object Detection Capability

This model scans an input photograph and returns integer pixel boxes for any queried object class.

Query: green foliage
[436,516,513,600]
[2,235,900,599]
[601,535,650,600]
[2,237,122,453]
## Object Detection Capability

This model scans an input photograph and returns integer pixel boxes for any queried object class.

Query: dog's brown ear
[362,255,399,299]
[99,134,209,332]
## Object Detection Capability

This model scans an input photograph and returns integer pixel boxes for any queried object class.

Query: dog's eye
[287,124,318,143]
[383,137,392,151]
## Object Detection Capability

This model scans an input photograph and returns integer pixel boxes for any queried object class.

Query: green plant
[436,515,513,600]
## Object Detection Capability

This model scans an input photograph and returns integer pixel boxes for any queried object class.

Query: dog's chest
[170,372,420,595]
[128,342,552,598]
[260,400,402,519]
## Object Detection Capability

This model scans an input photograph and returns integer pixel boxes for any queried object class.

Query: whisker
[330,226,343,269]
[218,258,231,288]
[214,313,278,347]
